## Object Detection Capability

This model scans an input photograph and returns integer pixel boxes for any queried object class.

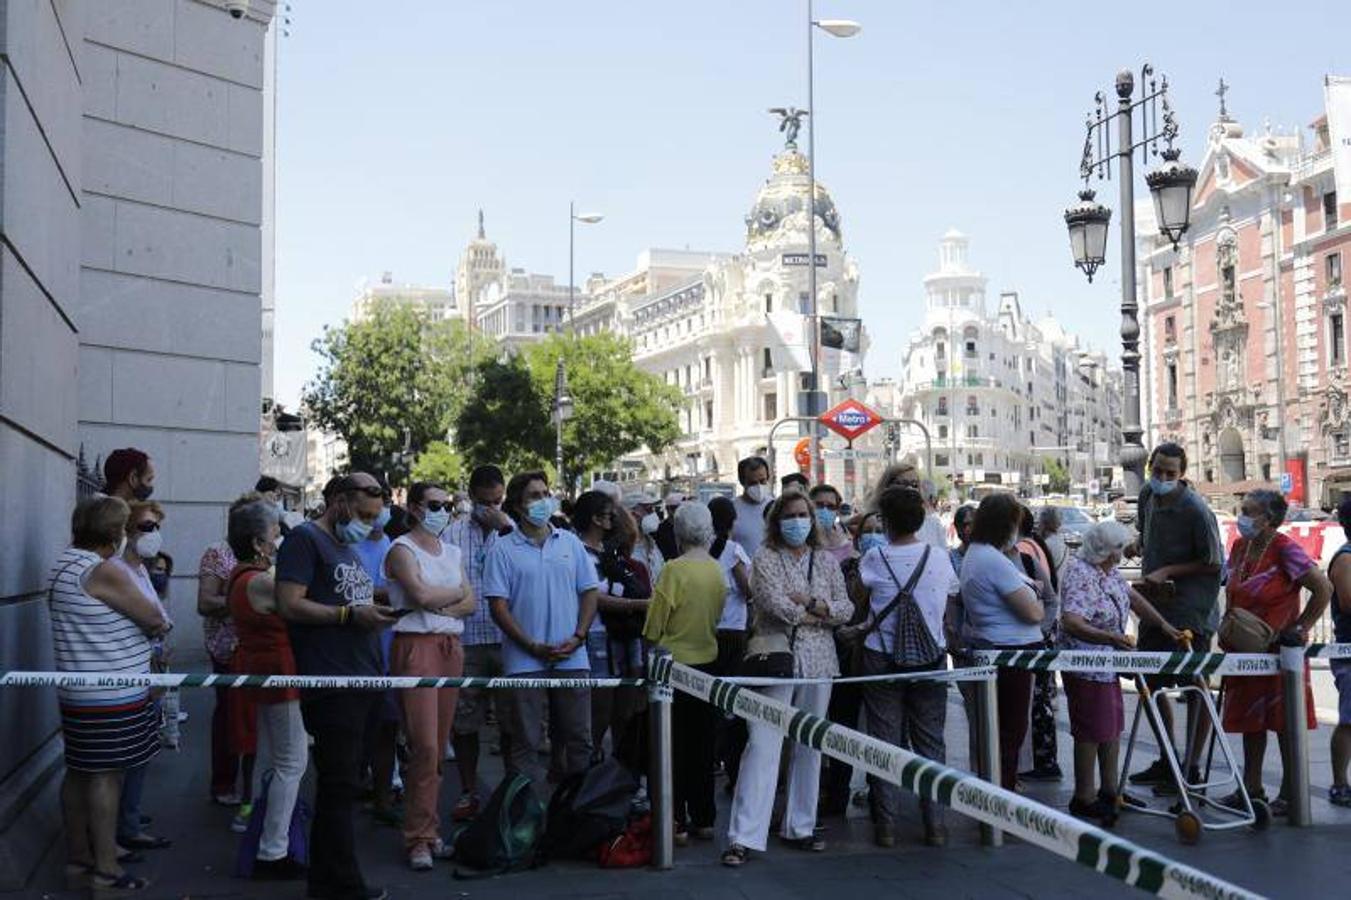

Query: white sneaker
[409,844,433,871]
[231,803,253,833]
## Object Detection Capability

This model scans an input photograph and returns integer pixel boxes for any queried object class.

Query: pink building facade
[1140,87,1351,508]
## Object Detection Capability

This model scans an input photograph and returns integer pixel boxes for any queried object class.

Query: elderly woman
[226,499,309,880]
[858,487,960,848]
[1059,521,1178,824]
[50,496,168,893]
[642,502,727,845]
[1221,489,1332,813]
[958,493,1044,789]
[723,492,852,866]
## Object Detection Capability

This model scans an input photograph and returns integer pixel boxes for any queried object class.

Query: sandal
[1329,785,1351,808]
[91,870,150,894]
[120,833,172,850]
[721,843,749,867]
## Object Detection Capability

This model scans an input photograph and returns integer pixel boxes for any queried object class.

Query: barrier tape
[971,649,1279,676]
[0,672,640,690]
[652,655,1264,900]
[1305,643,1351,660]
[722,665,997,687]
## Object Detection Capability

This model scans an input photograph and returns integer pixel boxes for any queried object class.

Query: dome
[743,149,842,251]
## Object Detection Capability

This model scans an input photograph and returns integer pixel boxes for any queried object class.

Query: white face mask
[640,512,660,535]
[134,531,163,560]
[745,484,766,503]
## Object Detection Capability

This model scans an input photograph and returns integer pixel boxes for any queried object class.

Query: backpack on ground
[541,757,637,860]
[597,814,652,868]
[451,772,545,878]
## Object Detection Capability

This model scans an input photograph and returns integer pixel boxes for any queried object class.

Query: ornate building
[1140,82,1350,507]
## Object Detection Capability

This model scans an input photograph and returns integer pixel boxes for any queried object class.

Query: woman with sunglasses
[109,501,174,853]
[385,482,476,870]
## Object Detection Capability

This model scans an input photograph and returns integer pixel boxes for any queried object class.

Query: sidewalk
[28,675,1351,899]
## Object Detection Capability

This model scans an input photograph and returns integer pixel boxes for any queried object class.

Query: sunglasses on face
[135,521,161,533]
[350,485,385,499]
[423,500,451,512]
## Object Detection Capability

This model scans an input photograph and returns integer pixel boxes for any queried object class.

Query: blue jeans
[117,762,148,841]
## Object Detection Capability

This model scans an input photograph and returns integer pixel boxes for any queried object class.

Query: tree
[453,333,683,488]
[1043,456,1071,494]
[524,333,684,485]
[410,441,465,488]
[302,302,494,486]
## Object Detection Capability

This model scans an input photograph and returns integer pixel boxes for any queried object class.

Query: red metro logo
[818,399,883,442]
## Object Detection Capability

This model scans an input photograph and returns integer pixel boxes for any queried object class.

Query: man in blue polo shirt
[483,470,599,786]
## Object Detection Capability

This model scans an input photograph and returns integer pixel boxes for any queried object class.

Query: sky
[273,0,1347,409]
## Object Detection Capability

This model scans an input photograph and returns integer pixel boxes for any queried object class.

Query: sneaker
[176,710,190,723]
[693,826,716,841]
[874,823,896,848]
[253,856,307,880]
[429,838,455,860]
[408,844,434,871]
[213,791,242,807]
[1018,766,1064,783]
[1329,785,1351,808]
[231,803,253,833]
[1128,759,1172,786]
[451,793,480,822]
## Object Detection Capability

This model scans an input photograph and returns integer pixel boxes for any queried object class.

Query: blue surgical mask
[1236,514,1259,540]
[780,517,812,547]
[337,517,373,544]
[421,508,451,535]
[858,532,886,555]
[526,497,555,528]
[374,506,391,531]
[816,509,837,531]
[1149,477,1179,496]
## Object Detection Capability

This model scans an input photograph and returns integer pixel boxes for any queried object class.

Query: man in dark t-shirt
[276,472,394,900]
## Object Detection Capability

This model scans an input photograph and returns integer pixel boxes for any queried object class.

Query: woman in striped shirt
[49,496,169,894]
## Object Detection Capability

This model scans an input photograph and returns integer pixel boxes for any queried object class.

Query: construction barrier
[652,655,1264,900]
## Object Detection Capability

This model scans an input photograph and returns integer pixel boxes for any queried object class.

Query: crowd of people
[43,441,1351,896]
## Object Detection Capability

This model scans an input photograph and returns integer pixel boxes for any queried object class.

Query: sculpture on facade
[768,107,808,150]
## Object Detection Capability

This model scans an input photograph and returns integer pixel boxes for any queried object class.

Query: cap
[590,479,622,502]
[664,492,685,507]
[627,488,661,508]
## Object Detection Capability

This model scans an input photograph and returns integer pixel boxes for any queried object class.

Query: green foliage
[454,333,683,489]
[302,302,495,486]
[1043,456,1071,494]
[410,441,465,488]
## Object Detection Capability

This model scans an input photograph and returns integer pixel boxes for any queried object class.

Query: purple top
[1058,555,1130,682]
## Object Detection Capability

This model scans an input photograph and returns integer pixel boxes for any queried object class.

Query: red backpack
[596,814,652,868]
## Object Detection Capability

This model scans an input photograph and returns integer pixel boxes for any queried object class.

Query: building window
[938,424,948,439]
[763,392,777,421]
[967,424,979,439]
[1333,429,1351,462]
[1325,191,1339,231]
[1329,252,1344,288]
[1163,266,1174,299]
[964,341,977,358]
[799,291,810,314]
[703,356,712,381]
[1261,461,1272,481]
[1164,315,1176,343]
[935,453,950,467]
[937,397,948,416]
[966,395,979,416]
[1167,362,1179,408]
[704,400,714,429]
[935,342,946,359]
[973,453,984,466]
[1029,431,1035,446]
[762,347,773,376]
[765,293,773,313]
[1331,312,1346,366]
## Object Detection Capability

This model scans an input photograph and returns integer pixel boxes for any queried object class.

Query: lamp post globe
[1064,189,1112,282]
[1145,148,1198,250]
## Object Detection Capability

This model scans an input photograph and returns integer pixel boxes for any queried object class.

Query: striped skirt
[60,699,161,773]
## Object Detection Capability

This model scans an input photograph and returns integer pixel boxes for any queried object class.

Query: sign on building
[819,398,884,442]
[781,253,828,267]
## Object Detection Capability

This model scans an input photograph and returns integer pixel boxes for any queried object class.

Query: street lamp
[1063,64,1197,496]
[804,2,861,483]
[553,358,574,493]
[568,202,604,330]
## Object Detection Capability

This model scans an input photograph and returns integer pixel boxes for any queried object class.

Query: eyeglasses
[135,521,161,533]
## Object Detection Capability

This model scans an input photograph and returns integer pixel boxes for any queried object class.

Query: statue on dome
[768,107,808,150]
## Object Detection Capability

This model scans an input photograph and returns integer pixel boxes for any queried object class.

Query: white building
[349,271,457,323]
[0,1,277,885]
[898,232,1122,498]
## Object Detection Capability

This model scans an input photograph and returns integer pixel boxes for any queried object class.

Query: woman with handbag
[722,493,852,867]
[855,487,960,848]
[1219,489,1331,813]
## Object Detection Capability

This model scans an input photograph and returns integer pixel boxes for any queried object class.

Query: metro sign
[818,398,883,442]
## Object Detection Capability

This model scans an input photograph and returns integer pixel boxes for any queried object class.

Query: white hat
[590,479,622,502]
[627,488,661,508]
[664,492,685,507]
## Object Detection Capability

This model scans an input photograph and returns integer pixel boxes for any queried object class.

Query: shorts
[1332,659,1351,726]
[586,631,644,679]
[1138,626,1213,690]
[453,643,508,737]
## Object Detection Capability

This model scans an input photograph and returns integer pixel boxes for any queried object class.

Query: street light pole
[568,203,604,331]
[1114,72,1145,496]
[554,358,572,493]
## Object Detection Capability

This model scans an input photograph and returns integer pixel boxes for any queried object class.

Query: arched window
[963,325,979,358]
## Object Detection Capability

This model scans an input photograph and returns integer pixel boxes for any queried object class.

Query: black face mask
[132,482,154,501]
[149,571,169,595]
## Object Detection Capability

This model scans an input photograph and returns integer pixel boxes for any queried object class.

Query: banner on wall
[1328,75,1351,203]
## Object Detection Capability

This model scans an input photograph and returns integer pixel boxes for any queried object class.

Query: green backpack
[452,772,545,878]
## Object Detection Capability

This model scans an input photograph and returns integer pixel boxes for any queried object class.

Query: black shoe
[1105,789,1148,810]
[1069,797,1117,827]
[253,856,307,881]
[1128,759,1172,786]
[1153,767,1201,797]
[1018,766,1064,783]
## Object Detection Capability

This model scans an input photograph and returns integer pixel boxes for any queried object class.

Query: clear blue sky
[274,0,1345,409]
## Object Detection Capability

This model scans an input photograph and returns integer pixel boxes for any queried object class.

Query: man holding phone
[483,471,599,786]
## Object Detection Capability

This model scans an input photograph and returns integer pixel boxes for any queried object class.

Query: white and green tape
[971,649,1279,677]
[652,656,1264,900]
[0,671,640,690]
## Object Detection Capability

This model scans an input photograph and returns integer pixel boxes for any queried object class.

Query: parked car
[1035,504,1096,548]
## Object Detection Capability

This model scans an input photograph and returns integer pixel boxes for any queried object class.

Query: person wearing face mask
[628,489,665,588]
[442,464,514,823]
[103,447,156,503]
[1059,521,1179,826]
[809,485,853,564]
[706,497,753,787]
[1126,442,1225,795]
[1218,489,1331,813]
[50,496,169,894]
[148,552,185,749]
[943,504,981,771]
[731,456,773,558]
[225,499,308,880]
[385,482,477,870]
[654,491,684,561]
[483,471,600,788]
[275,472,397,900]
[108,502,174,854]
[957,493,1045,790]
[723,492,851,867]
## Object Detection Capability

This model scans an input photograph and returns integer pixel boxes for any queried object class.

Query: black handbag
[740,551,813,679]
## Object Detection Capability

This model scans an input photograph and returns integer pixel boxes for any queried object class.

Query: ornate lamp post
[1064,64,1197,495]
[553,358,573,492]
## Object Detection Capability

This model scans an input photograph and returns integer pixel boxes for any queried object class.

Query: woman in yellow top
[643,501,726,846]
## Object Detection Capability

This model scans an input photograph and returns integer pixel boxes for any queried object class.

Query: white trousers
[255,699,309,861]
[727,681,831,850]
